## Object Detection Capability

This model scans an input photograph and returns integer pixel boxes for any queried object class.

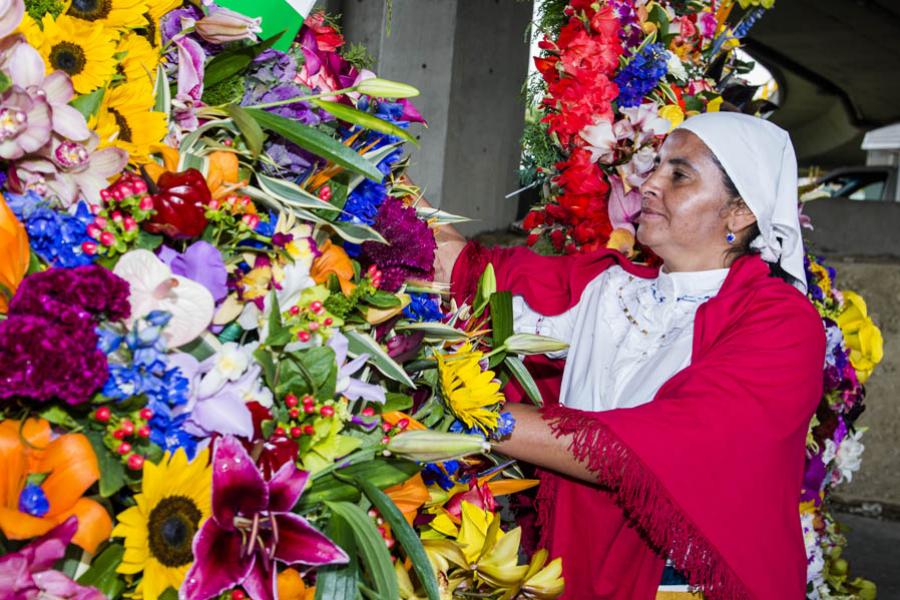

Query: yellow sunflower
[436,343,505,433]
[21,13,118,94]
[139,0,182,45]
[66,0,148,29]
[117,32,161,86]
[91,79,168,163]
[112,447,211,600]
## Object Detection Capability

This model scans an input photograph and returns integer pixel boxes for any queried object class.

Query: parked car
[807,166,900,202]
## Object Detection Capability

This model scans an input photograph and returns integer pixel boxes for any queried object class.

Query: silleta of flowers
[0,2,560,598]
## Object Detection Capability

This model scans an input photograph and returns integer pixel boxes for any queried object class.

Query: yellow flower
[521,549,565,599]
[141,0,182,44]
[807,261,832,298]
[658,104,684,130]
[436,343,505,433]
[837,291,884,383]
[112,448,211,600]
[91,79,168,163]
[118,32,161,87]
[706,96,724,112]
[22,14,118,94]
[66,0,148,29]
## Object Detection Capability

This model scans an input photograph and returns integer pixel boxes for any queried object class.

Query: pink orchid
[608,174,643,234]
[0,86,51,160]
[181,436,348,600]
[0,516,104,600]
[5,42,90,141]
[14,134,128,207]
[578,117,616,164]
[0,0,23,38]
[615,102,670,145]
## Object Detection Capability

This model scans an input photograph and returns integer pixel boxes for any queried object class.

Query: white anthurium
[113,249,215,348]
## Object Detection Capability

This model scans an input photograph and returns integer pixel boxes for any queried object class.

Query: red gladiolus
[144,169,212,239]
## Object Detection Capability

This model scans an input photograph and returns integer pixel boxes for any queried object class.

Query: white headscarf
[677,112,806,293]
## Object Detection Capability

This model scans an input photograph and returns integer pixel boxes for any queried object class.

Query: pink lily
[14,134,128,207]
[5,42,90,141]
[181,436,348,600]
[0,516,104,600]
[171,35,206,133]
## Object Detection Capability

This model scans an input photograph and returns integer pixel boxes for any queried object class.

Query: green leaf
[300,459,419,508]
[85,431,125,497]
[246,108,383,181]
[394,321,468,341]
[315,514,359,600]
[473,264,496,317]
[311,99,417,145]
[203,32,283,89]
[345,330,415,389]
[39,404,79,429]
[489,291,513,348]
[253,347,277,389]
[361,290,402,309]
[325,501,399,600]
[383,392,413,413]
[158,588,179,600]
[225,103,266,159]
[354,477,440,600]
[77,543,124,586]
[255,174,341,212]
[266,291,292,347]
[71,88,105,120]
[153,63,170,117]
[504,355,543,406]
[135,230,164,251]
[414,205,471,225]
[0,71,10,94]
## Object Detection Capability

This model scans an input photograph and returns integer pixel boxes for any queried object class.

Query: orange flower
[385,473,430,526]
[144,146,245,200]
[310,239,356,295]
[0,418,112,553]
[0,194,30,313]
[276,568,308,600]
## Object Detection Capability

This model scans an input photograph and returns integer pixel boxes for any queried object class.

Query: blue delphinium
[423,460,461,490]
[450,410,516,441]
[403,293,443,322]
[613,43,669,108]
[7,192,96,268]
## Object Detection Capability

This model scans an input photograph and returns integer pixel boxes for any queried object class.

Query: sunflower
[117,32,161,86]
[138,0,181,45]
[21,13,117,94]
[112,447,211,600]
[436,343,505,433]
[91,79,168,163]
[66,0,148,29]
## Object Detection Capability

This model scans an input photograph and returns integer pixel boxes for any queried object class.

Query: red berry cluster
[379,417,409,445]
[274,394,337,439]
[366,264,383,289]
[367,507,396,550]
[86,173,153,257]
[288,299,335,343]
[94,405,153,471]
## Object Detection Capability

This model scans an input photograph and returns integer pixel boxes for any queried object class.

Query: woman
[436,112,825,599]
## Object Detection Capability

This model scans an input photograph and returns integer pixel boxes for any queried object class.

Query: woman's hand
[496,403,597,483]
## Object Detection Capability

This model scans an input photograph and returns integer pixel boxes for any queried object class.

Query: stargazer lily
[181,436,348,600]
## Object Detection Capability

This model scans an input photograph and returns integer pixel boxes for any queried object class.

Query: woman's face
[636,129,743,272]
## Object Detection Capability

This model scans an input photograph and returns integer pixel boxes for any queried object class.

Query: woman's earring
[725,230,736,245]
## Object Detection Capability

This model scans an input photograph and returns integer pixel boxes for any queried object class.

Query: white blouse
[512,265,729,412]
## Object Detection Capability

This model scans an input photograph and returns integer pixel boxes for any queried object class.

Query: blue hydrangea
[403,293,443,322]
[7,193,96,268]
[613,43,669,108]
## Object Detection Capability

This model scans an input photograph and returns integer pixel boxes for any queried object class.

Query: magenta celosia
[361,197,436,291]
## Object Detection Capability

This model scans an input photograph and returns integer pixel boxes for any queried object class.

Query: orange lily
[385,473,431,526]
[0,193,30,313]
[0,418,112,553]
[310,239,356,295]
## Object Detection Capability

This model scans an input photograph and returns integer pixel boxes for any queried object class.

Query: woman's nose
[640,171,661,198]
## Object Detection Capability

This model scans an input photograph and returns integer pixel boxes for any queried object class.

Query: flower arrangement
[521,0,772,257]
[0,2,562,599]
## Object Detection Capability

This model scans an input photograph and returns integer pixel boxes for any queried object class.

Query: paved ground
[837,512,900,598]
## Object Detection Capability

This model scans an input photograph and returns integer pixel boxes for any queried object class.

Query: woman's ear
[727,198,757,233]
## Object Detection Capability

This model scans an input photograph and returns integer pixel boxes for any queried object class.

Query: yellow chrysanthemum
[117,32,161,86]
[66,0,148,29]
[22,14,117,94]
[91,79,168,163]
[436,343,504,433]
[111,448,211,600]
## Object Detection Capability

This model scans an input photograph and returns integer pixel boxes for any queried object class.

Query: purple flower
[8,264,130,323]
[158,241,228,303]
[328,331,386,403]
[242,83,323,124]
[172,35,206,131]
[0,517,103,600]
[362,197,437,291]
[182,436,348,600]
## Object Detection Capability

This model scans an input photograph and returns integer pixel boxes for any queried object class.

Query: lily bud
[356,77,420,99]
[195,7,262,44]
[386,431,490,463]
[502,333,569,355]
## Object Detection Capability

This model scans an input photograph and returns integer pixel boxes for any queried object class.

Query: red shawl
[451,242,825,600]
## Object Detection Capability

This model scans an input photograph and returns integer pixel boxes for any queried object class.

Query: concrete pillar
[334,0,532,235]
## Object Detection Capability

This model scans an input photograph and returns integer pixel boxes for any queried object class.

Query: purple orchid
[328,331,387,404]
[181,436,348,600]
[0,517,103,600]
[6,42,90,141]
[158,242,228,303]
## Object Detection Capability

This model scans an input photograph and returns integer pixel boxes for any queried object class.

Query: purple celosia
[182,436,348,600]
[8,264,130,322]
[361,197,437,291]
